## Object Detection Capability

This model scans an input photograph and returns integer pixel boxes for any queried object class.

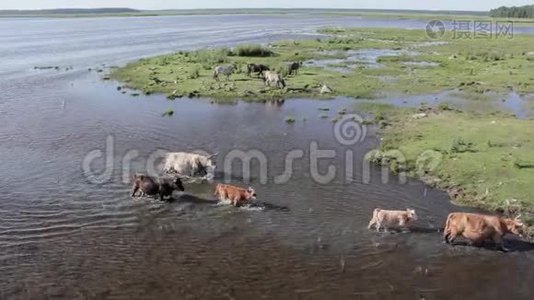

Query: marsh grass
[371,110,534,217]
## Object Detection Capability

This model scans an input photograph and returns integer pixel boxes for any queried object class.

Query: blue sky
[2,1,533,11]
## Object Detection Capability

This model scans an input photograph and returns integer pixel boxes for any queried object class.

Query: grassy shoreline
[358,102,534,231]
[111,27,534,229]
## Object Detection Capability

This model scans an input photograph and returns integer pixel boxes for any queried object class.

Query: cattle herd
[213,61,303,89]
[130,151,526,252]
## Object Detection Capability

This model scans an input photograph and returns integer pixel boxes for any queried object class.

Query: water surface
[1,14,534,299]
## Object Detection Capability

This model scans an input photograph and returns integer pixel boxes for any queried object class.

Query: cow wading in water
[443,212,524,251]
[131,174,185,201]
[214,184,257,207]
[368,208,418,232]
[163,152,217,181]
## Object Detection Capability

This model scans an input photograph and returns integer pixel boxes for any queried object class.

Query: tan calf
[214,184,257,207]
[368,208,418,232]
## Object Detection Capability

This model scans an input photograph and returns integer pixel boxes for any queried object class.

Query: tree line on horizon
[490,5,534,18]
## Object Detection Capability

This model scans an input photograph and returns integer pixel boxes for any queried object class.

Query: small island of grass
[111,27,534,102]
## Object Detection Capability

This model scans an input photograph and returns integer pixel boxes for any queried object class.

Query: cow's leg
[447,229,458,245]
[492,234,508,252]
[375,221,382,233]
[398,217,410,232]
[131,185,139,197]
[463,231,483,247]
[367,218,376,230]
[443,226,451,243]
[220,191,228,202]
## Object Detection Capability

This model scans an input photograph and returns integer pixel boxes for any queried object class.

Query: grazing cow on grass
[247,63,270,77]
[287,61,303,75]
[263,71,286,89]
[213,65,235,81]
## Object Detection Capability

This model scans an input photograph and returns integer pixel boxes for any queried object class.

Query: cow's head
[246,187,257,200]
[406,209,418,221]
[504,215,525,236]
[195,153,217,178]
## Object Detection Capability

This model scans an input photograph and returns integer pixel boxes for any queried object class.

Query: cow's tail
[373,208,381,219]
[213,69,218,80]
[280,78,286,88]
[443,213,454,243]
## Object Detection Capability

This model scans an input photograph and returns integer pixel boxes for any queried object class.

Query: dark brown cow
[287,61,303,75]
[247,63,270,77]
[131,174,185,201]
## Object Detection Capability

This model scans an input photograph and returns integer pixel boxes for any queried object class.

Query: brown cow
[214,184,257,207]
[368,208,418,232]
[443,212,524,251]
[131,174,185,201]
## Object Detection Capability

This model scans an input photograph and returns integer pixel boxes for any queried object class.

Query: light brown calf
[368,208,418,232]
[214,184,257,207]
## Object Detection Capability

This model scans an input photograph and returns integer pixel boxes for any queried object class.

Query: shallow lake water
[1,14,534,299]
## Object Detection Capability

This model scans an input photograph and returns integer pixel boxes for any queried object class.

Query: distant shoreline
[2,8,533,25]
[0,8,488,19]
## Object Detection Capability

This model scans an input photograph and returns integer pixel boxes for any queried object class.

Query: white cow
[163,152,217,181]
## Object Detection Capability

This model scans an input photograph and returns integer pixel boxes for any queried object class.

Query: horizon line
[0,7,492,12]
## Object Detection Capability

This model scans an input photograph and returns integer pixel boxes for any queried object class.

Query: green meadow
[111,27,534,101]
